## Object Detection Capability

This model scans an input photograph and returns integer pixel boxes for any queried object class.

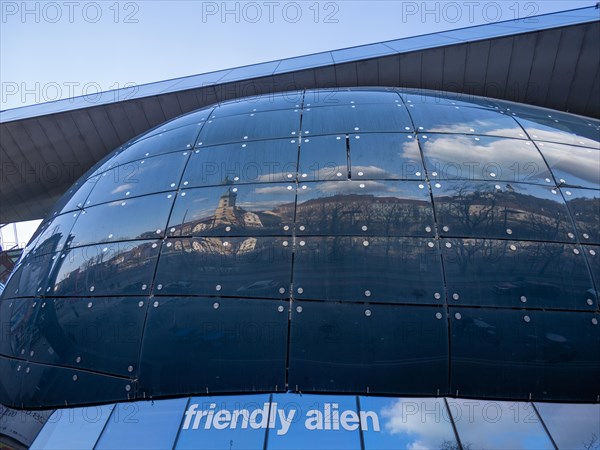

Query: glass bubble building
[1,7,599,450]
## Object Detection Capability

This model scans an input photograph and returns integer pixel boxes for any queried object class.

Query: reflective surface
[450,308,600,401]
[432,181,577,242]
[25,393,600,450]
[289,302,448,394]
[420,134,553,184]
[2,88,599,409]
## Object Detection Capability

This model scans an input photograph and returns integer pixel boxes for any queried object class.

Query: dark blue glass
[18,360,135,409]
[154,237,292,299]
[26,297,147,377]
[564,188,600,244]
[289,302,448,395]
[50,241,160,297]
[442,239,596,310]
[450,308,600,401]
[293,237,444,304]
[138,297,287,397]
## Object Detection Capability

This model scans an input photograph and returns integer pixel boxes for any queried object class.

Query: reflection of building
[1,6,600,449]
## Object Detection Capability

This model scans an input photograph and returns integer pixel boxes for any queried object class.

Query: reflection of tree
[297,193,431,235]
[437,182,570,241]
[441,440,474,450]
[583,434,600,450]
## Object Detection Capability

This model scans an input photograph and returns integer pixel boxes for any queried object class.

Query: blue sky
[0,0,594,111]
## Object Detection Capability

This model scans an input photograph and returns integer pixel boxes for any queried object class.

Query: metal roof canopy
[1,6,599,223]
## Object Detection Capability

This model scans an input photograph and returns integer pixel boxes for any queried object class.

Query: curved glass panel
[349,133,424,181]
[167,184,295,238]
[583,245,600,290]
[50,241,160,297]
[26,297,146,377]
[298,135,347,181]
[296,181,435,237]
[69,193,174,247]
[0,298,35,358]
[86,151,189,206]
[183,139,299,187]
[564,188,600,244]
[421,134,553,184]
[302,103,413,135]
[31,212,78,256]
[197,109,300,146]
[138,298,287,397]
[536,141,600,188]
[106,123,200,168]
[431,180,576,242]
[154,237,292,299]
[18,360,134,409]
[515,113,600,149]
[442,239,596,310]
[216,93,303,116]
[141,109,212,137]
[4,88,599,409]
[304,88,400,107]
[401,90,500,109]
[47,175,99,217]
[450,308,600,401]
[408,104,525,138]
[2,252,57,299]
[293,237,444,304]
[289,302,448,394]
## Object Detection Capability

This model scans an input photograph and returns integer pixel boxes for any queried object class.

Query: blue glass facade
[1,88,599,413]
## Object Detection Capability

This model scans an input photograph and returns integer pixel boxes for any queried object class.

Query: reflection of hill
[435,186,573,240]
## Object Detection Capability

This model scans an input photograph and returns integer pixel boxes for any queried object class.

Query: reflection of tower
[215,186,238,224]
